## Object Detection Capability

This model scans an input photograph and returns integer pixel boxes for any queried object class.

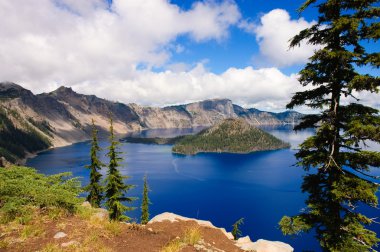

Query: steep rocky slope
[0,82,303,162]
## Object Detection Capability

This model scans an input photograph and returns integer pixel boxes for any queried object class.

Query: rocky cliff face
[0,82,303,161]
[132,98,303,129]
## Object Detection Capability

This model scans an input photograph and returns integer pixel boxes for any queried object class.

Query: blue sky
[0,0,378,112]
[159,0,318,75]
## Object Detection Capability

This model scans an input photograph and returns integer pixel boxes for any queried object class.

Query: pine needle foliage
[232,218,244,240]
[280,0,380,251]
[0,166,81,222]
[105,117,136,221]
[141,174,151,224]
[84,119,104,208]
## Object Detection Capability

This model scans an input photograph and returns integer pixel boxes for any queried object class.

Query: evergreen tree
[279,0,380,251]
[231,218,244,240]
[140,174,151,224]
[105,117,136,221]
[85,119,104,208]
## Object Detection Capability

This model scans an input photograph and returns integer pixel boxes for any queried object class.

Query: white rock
[150,212,237,241]
[220,228,234,240]
[147,228,153,232]
[149,212,230,238]
[149,212,213,227]
[237,236,252,244]
[149,213,293,252]
[54,232,67,239]
[61,240,79,247]
[236,236,256,251]
[250,239,294,252]
[236,237,294,252]
[81,201,91,208]
[93,209,108,220]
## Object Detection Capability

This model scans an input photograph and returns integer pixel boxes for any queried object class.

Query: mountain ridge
[0,82,303,163]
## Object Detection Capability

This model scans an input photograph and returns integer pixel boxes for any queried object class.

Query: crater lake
[26,125,380,251]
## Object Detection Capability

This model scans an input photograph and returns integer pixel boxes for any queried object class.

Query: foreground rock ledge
[149,212,294,252]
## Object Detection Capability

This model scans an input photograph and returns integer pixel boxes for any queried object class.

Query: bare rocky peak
[49,86,82,99]
[184,98,235,117]
[0,82,34,98]
[186,98,232,109]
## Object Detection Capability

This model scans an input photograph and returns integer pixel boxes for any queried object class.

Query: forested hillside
[173,118,290,155]
[0,106,51,163]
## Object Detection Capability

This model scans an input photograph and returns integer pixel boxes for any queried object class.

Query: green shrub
[0,166,82,223]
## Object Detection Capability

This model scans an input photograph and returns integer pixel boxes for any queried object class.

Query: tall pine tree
[141,174,151,225]
[105,116,136,221]
[85,119,104,208]
[279,0,380,251]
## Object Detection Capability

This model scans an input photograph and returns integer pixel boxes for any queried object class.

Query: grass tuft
[0,239,10,249]
[40,243,62,252]
[183,226,202,245]
[160,238,183,252]
[47,207,69,221]
[105,221,123,237]
[20,224,45,239]
[76,205,97,220]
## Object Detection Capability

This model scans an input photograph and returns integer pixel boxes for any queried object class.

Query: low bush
[0,166,82,223]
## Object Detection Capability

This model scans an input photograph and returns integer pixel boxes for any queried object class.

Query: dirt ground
[0,209,243,252]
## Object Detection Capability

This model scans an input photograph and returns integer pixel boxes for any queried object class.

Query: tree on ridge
[279,0,380,250]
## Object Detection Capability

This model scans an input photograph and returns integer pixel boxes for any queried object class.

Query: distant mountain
[0,82,303,163]
[172,118,290,155]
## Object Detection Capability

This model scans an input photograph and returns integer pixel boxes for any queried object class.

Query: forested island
[172,118,290,155]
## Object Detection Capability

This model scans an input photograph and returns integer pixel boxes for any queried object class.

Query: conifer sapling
[232,218,244,240]
[141,174,151,225]
[105,116,136,221]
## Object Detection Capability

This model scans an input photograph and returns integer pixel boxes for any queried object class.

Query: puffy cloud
[2,0,306,112]
[342,91,380,109]
[2,1,376,113]
[0,0,240,90]
[74,64,301,112]
[251,9,321,67]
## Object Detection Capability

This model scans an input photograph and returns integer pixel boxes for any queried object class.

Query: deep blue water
[26,126,380,251]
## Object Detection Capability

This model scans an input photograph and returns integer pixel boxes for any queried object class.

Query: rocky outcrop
[53,232,67,239]
[133,98,303,129]
[0,157,12,168]
[236,237,293,252]
[0,82,303,162]
[149,212,294,252]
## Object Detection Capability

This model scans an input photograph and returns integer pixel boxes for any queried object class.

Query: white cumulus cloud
[74,64,301,112]
[250,9,321,67]
[1,1,328,112]
[0,0,240,88]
